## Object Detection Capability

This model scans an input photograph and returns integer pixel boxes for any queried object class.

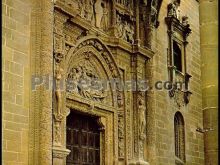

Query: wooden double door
[66,112,100,165]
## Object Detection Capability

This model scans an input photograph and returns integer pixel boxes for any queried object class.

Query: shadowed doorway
[66,111,100,165]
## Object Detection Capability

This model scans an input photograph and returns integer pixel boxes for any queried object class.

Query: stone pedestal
[52,146,70,165]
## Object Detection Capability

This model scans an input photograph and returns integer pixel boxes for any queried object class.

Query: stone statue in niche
[94,0,104,28]
[116,14,123,38]
[138,95,146,139]
[115,14,134,44]
[122,22,127,40]
[167,0,180,18]
[101,2,108,30]
[55,66,64,115]
[126,23,134,44]
[77,0,109,30]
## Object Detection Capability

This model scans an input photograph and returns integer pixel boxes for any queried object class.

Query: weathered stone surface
[2,0,217,165]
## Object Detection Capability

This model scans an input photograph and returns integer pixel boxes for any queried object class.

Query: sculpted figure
[101,2,108,30]
[182,15,189,26]
[126,23,134,44]
[167,0,180,18]
[130,24,134,43]
[67,68,79,93]
[116,15,123,37]
[122,22,129,41]
[79,69,92,98]
[94,0,104,28]
[139,98,146,138]
[55,66,64,115]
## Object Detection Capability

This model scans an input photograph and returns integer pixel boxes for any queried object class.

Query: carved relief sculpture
[78,0,86,18]
[54,122,62,144]
[116,14,124,38]
[115,13,134,44]
[118,116,125,157]
[67,57,107,101]
[85,0,95,22]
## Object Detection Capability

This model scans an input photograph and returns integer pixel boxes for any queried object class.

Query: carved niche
[115,12,135,44]
[65,0,110,31]
[165,0,192,107]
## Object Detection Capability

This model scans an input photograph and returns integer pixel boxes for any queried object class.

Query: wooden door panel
[66,112,100,165]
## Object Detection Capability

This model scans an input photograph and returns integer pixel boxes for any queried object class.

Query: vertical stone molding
[29,0,54,164]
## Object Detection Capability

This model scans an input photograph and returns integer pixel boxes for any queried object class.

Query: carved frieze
[73,0,110,30]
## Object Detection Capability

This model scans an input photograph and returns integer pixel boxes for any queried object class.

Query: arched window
[173,41,182,72]
[174,112,185,164]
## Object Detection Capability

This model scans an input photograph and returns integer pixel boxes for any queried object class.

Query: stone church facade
[2,0,218,165]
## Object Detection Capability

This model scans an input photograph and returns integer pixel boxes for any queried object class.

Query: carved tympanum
[67,57,107,101]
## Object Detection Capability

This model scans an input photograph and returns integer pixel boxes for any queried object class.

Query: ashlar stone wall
[2,0,31,164]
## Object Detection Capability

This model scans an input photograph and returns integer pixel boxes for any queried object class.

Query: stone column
[199,0,218,164]
[38,0,54,164]
[29,0,54,164]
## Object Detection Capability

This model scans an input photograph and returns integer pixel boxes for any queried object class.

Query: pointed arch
[65,35,121,79]
[65,35,123,108]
